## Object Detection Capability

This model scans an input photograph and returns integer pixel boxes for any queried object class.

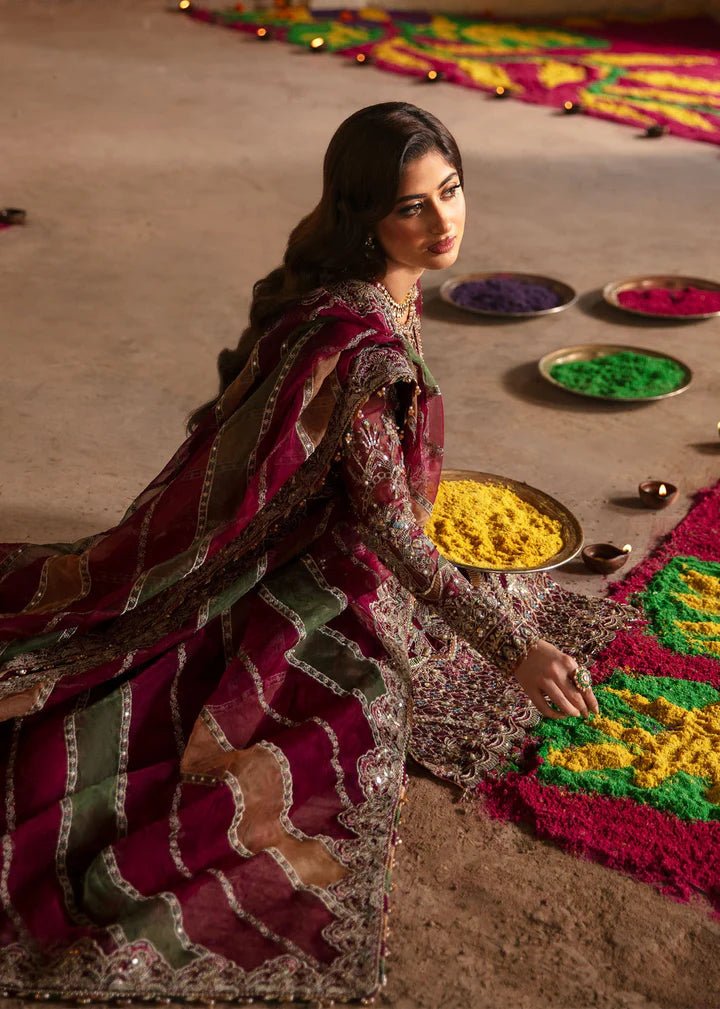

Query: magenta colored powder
[618,285,720,316]
[478,771,720,909]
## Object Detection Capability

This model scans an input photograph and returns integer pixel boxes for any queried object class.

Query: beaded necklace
[374,281,424,358]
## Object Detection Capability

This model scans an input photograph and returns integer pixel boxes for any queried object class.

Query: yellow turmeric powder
[426,479,564,569]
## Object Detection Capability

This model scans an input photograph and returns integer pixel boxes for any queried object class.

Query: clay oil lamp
[494,85,511,98]
[563,100,582,115]
[425,69,442,83]
[638,480,678,509]
[355,53,369,65]
[309,36,326,51]
[256,26,270,39]
[581,543,632,575]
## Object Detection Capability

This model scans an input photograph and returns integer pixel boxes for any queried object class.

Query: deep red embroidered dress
[0,282,622,1002]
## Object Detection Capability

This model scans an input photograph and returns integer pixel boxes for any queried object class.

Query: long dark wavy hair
[187,101,463,432]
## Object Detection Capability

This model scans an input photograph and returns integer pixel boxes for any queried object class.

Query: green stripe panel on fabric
[74,688,125,790]
[66,688,126,865]
[264,559,386,702]
[82,851,197,969]
[292,628,386,703]
[263,560,345,630]
[68,687,198,968]
[206,557,268,625]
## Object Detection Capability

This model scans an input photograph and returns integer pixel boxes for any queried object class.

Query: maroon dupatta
[0,281,442,1002]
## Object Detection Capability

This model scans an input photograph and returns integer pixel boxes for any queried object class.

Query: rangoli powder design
[188,8,720,146]
[479,482,720,912]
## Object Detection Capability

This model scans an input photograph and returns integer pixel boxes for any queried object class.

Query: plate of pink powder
[604,275,720,320]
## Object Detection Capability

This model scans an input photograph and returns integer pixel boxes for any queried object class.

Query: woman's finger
[565,663,600,716]
[564,679,590,718]
[528,690,564,720]
[544,681,582,718]
[585,687,600,715]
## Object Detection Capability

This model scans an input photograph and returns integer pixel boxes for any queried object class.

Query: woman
[0,103,625,1004]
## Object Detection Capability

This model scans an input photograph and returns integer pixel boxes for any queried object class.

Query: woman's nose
[429,201,452,233]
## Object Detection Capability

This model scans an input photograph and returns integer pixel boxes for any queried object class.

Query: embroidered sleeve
[341,391,539,674]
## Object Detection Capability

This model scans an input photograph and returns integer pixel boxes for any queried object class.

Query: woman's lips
[427,236,456,255]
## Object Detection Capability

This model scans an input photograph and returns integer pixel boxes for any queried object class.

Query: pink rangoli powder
[618,286,720,316]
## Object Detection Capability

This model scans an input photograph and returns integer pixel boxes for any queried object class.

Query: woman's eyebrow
[394,171,459,205]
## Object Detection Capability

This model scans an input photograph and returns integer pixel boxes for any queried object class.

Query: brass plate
[436,469,583,574]
[440,271,577,318]
[603,274,720,320]
[538,343,692,402]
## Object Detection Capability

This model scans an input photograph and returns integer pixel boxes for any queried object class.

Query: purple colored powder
[452,277,563,314]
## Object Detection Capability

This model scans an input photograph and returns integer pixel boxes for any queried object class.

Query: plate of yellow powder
[426,470,583,574]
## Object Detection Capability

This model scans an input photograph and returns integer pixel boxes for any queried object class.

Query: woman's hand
[512,638,599,719]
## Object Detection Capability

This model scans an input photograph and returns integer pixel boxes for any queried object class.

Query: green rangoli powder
[550,351,686,398]
[536,672,720,822]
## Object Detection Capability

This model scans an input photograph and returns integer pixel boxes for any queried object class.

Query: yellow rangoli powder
[426,479,564,569]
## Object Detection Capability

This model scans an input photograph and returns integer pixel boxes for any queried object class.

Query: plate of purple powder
[441,272,577,318]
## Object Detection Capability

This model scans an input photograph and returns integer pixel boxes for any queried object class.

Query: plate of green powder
[539,344,692,402]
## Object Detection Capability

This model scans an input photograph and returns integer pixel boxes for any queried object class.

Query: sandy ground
[2,2,720,1007]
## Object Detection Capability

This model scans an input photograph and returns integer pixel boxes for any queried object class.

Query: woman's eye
[398,185,460,217]
[399,203,423,217]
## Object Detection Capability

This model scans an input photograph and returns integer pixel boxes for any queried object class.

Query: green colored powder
[536,671,720,822]
[641,556,720,659]
[550,351,686,398]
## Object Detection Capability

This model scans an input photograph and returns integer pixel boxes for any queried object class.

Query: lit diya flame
[356,53,367,64]
[256,26,268,37]
[717,420,720,437]
[495,86,508,97]
[639,479,676,508]
[622,544,633,554]
[310,36,325,50]
[426,70,440,82]
[178,0,191,8]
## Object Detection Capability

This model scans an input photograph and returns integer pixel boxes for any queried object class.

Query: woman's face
[374,149,465,273]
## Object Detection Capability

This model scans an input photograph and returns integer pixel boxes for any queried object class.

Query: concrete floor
[2,2,720,1007]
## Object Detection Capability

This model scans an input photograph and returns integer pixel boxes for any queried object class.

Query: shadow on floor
[0,506,105,544]
[608,495,648,510]
[691,441,720,455]
[560,558,596,576]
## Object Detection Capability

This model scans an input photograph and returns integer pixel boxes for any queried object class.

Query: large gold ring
[572,667,593,692]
